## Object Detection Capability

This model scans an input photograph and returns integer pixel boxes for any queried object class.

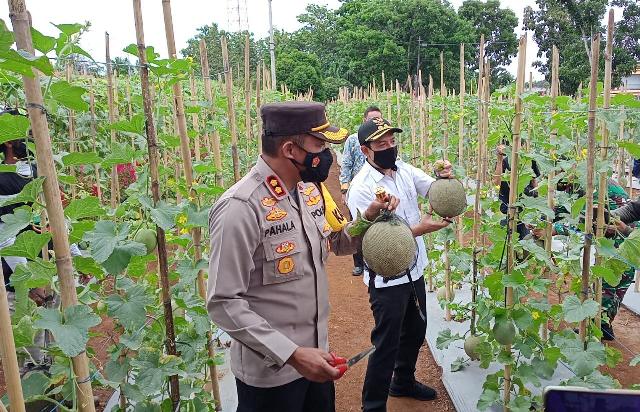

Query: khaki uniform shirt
[207,156,359,388]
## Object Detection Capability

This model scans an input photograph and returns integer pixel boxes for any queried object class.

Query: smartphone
[543,386,640,411]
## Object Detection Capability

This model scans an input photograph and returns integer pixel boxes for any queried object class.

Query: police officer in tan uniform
[207,101,399,412]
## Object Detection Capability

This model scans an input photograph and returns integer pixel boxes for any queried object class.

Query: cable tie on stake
[26,102,47,114]
[76,375,92,384]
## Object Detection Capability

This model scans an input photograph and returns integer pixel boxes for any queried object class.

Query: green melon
[134,228,157,254]
[492,320,516,346]
[428,178,467,218]
[436,286,455,302]
[362,214,417,277]
[464,335,482,360]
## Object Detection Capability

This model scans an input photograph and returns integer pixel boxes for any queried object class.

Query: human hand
[434,159,453,179]
[287,347,341,382]
[413,213,451,236]
[364,191,399,221]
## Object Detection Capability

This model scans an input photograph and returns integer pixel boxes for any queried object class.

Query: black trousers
[362,277,427,412]
[236,377,335,412]
[353,246,364,268]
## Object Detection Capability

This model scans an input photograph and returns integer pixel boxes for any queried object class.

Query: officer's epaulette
[265,174,287,200]
[230,171,264,202]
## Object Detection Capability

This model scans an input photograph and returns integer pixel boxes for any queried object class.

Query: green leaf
[101,145,136,168]
[34,305,101,357]
[13,316,35,348]
[0,177,43,209]
[477,387,500,410]
[52,23,84,36]
[62,152,102,167]
[508,396,532,412]
[0,20,14,49]
[562,295,599,323]
[101,242,147,274]
[185,204,209,228]
[106,285,153,331]
[73,256,104,276]
[109,114,145,135]
[0,49,53,76]
[65,196,105,220]
[0,207,32,244]
[630,355,640,367]
[0,230,50,259]
[69,221,95,244]
[83,221,128,263]
[30,28,56,53]
[104,358,130,385]
[571,196,586,218]
[0,113,30,144]
[148,200,181,231]
[10,260,56,289]
[591,265,621,287]
[617,141,640,158]
[450,356,467,372]
[555,335,606,377]
[21,371,51,400]
[502,270,526,288]
[436,328,462,350]
[129,349,184,396]
[50,80,88,111]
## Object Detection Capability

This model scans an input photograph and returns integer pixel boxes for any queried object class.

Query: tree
[522,0,637,95]
[458,0,519,88]
[180,23,260,82]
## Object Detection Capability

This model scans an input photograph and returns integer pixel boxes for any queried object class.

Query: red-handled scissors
[329,346,376,380]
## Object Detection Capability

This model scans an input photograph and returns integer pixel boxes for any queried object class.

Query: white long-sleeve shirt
[347,159,435,288]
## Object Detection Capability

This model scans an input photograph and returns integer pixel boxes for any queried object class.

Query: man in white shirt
[347,117,452,412]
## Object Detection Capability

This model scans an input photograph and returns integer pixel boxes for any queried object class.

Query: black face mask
[292,146,333,183]
[371,146,398,171]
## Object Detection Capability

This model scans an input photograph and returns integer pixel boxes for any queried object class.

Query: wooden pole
[244,32,252,164]
[106,32,119,209]
[0,264,26,412]
[256,62,263,155]
[579,34,601,342]
[221,35,241,182]
[440,50,448,152]
[88,78,103,203]
[504,35,528,411]
[8,2,96,410]
[200,39,224,187]
[134,0,181,406]
[395,79,401,128]
[160,2,221,407]
[595,11,614,331]
[66,63,77,199]
[458,43,465,168]
[543,45,560,341]
[190,73,202,162]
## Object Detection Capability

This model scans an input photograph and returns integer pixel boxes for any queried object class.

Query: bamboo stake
[221,35,241,182]
[256,62,263,155]
[543,45,560,341]
[427,75,433,160]
[504,35,528,411]
[200,39,224,187]
[440,50,448,151]
[244,32,252,164]
[579,34,601,343]
[88,78,102,203]
[457,43,465,245]
[409,81,416,164]
[160,2,221,407]
[133,0,181,406]
[66,63,77,199]
[106,32,119,209]
[126,73,135,148]
[9,2,96,410]
[190,73,202,162]
[395,79,401,128]
[0,264,26,412]
[595,11,614,331]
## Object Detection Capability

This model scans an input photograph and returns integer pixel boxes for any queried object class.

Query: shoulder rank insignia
[301,185,317,197]
[266,175,287,200]
[261,196,278,208]
[266,207,288,221]
[277,257,295,274]
[275,241,296,254]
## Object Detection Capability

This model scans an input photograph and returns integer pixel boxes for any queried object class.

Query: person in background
[0,108,47,374]
[207,102,398,412]
[493,143,541,239]
[347,117,453,412]
[340,105,382,276]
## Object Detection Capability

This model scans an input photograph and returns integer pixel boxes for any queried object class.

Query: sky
[0,0,624,81]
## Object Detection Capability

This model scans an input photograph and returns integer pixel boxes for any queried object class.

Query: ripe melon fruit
[362,214,417,277]
[436,286,455,302]
[428,178,467,218]
[492,320,516,346]
[464,335,482,360]
[134,228,157,254]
